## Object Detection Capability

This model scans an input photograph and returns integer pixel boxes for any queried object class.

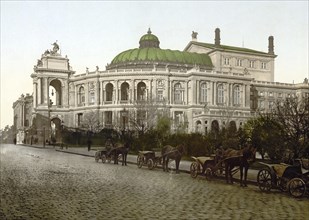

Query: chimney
[191,31,198,41]
[268,36,274,55]
[215,28,221,46]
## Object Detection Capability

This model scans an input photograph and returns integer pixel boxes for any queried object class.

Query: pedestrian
[87,138,92,151]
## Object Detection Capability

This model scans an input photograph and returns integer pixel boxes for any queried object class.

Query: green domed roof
[139,28,160,48]
[108,29,213,69]
[140,32,159,42]
[110,47,213,67]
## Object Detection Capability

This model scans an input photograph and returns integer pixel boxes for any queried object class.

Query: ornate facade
[14,28,309,143]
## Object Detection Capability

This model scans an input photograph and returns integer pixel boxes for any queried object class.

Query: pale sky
[1,1,308,129]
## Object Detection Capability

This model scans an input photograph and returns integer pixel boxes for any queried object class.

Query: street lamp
[43,127,45,147]
[61,120,64,149]
[121,108,127,134]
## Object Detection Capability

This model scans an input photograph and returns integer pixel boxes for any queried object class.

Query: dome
[139,28,160,48]
[107,29,213,70]
[109,48,213,68]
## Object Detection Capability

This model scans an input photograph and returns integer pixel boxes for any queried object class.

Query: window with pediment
[233,85,241,105]
[217,84,224,104]
[200,83,207,103]
[174,83,183,104]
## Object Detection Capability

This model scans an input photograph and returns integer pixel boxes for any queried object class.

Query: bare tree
[127,98,170,134]
[82,110,103,133]
[272,96,309,158]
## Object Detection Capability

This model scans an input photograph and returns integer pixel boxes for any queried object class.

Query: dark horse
[161,144,185,173]
[224,146,256,187]
[109,142,129,166]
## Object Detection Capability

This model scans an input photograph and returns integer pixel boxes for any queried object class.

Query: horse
[161,144,185,173]
[223,146,256,187]
[108,142,129,166]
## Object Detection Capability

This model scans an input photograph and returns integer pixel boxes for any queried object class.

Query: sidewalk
[22,144,258,185]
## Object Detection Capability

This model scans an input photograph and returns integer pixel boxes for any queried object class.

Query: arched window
[174,83,182,104]
[228,121,237,134]
[195,120,202,133]
[217,84,224,104]
[137,82,147,101]
[121,82,129,101]
[78,86,85,105]
[105,83,114,102]
[200,83,207,103]
[233,85,241,105]
[211,120,219,135]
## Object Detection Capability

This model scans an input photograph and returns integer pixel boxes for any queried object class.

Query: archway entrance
[50,118,62,143]
[49,79,62,106]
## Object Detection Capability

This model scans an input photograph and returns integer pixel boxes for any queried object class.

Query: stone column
[38,78,42,105]
[85,82,89,106]
[101,82,104,104]
[168,79,172,104]
[213,82,217,105]
[115,80,120,104]
[44,77,49,105]
[33,82,37,108]
[96,80,100,105]
[75,85,78,107]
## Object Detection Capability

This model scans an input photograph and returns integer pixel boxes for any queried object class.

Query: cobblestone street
[1,144,308,219]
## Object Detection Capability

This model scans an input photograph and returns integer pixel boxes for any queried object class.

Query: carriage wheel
[101,155,107,163]
[137,155,143,168]
[147,159,154,170]
[257,169,272,192]
[289,178,306,198]
[205,168,212,180]
[190,162,199,178]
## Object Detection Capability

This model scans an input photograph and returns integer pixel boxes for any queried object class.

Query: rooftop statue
[50,41,60,55]
[192,31,198,39]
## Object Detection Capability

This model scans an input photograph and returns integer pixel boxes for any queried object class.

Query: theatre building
[13,28,309,143]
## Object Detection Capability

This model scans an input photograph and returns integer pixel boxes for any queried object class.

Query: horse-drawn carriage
[95,147,121,163]
[190,155,224,180]
[137,150,162,170]
[257,159,309,198]
[95,142,129,166]
[190,146,256,187]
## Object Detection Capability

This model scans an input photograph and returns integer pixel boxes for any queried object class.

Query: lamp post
[121,108,127,136]
[43,127,45,147]
[61,120,64,149]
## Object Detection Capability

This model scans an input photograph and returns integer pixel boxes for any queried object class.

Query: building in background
[12,94,33,144]
[13,28,309,144]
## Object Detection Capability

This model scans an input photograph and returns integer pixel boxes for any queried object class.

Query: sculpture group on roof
[42,41,60,56]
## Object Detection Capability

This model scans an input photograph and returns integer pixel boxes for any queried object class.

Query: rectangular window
[217,85,224,104]
[105,111,112,126]
[224,58,230,65]
[77,113,83,126]
[261,62,267,69]
[249,60,255,68]
[269,101,274,109]
[236,59,242,67]
[174,111,183,125]
[259,100,265,109]
[89,92,95,104]
[157,90,164,101]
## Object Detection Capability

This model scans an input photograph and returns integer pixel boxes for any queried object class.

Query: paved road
[1,144,308,220]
